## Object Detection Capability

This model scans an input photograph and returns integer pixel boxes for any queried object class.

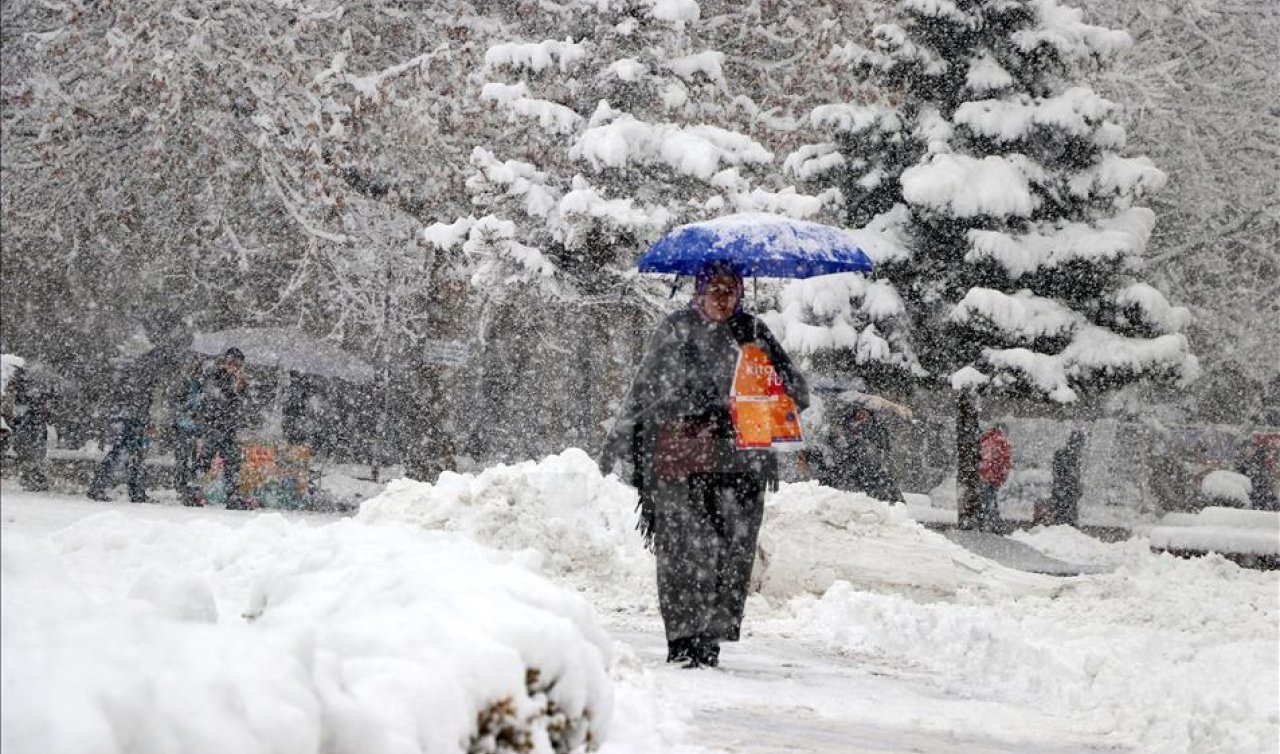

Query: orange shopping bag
[730,344,804,450]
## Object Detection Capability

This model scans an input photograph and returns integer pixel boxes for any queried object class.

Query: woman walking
[600,261,809,668]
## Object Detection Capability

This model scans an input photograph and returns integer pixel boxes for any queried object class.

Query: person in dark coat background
[977,424,1013,532]
[282,371,315,447]
[196,348,251,509]
[1237,434,1278,511]
[600,262,809,669]
[1048,429,1087,526]
[808,388,911,502]
[169,358,206,505]
[88,336,187,503]
[7,366,52,491]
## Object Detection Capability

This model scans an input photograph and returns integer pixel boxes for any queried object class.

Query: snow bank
[755,483,1055,601]
[1008,524,1148,567]
[357,448,656,610]
[1,512,614,754]
[1149,505,1280,557]
[757,538,1278,754]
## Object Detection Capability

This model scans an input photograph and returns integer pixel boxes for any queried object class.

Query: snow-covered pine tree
[786,0,1198,524]
[428,0,780,458]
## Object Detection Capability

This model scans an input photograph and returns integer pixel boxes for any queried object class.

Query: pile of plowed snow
[358,449,1055,605]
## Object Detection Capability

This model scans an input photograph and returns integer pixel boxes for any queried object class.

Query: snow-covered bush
[1,512,614,754]
[1199,469,1251,508]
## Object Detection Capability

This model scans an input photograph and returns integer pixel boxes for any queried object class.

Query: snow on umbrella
[191,327,376,383]
[638,212,874,279]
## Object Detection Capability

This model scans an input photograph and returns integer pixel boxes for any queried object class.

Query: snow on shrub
[1199,469,1251,505]
[1,512,614,754]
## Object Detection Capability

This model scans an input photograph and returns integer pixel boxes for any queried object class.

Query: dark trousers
[172,428,200,501]
[89,418,148,500]
[977,480,1003,532]
[197,429,242,500]
[13,420,50,491]
[653,473,764,645]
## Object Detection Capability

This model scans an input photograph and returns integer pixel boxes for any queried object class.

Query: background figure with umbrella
[87,316,190,503]
[1,356,55,491]
[804,380,914,503]
[189,326,374,509]
[600,213,871,669]
[195,347,252,508]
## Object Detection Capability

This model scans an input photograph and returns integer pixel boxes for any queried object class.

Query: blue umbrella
[638,212,873,278]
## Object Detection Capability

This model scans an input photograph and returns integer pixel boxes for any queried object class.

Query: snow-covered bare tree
[1,0,493,463]
[1073,0,1280,415]
[780,0,1199,523]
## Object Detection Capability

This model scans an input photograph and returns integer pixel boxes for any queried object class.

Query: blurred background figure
[1237,434,1278,511]
[197,348,251,509]
[1047,429,1088,526]
[977,423,1012,532]
[282,371,316,447]
[3,363,52,491]
[169,358,206,505]
[807,384,912,503]
[87,339,186,503]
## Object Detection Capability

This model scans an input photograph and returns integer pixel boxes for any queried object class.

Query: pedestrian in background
[88,338,186,503]
[1237,434,1278,511]
[807,387,911,502]
[197,348,251,509]
[977,423,1012,532]
[1047,429,1087,526]
[169,358,206,505]
[5,365,52,491]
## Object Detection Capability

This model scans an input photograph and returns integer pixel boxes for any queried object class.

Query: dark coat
[813,402,902,502]
[8,370,51,455]
[1050,431,1086,524]
[1238,444,1278,511]
[169,374,205,433]
[201,365,247,435]
[107,345,185,422]
[601,308,809,539]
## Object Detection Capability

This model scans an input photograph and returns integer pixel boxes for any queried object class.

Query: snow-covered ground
[2,449,1277,754]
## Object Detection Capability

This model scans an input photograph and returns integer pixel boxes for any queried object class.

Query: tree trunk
[955,390,982,530]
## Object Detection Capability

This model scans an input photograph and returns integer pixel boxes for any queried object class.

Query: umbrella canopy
[192,327,375,383]
[638,212,874,279]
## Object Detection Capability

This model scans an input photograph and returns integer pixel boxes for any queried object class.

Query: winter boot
[666,637,697,666]
[86,487,111,502]
[180,485,204,507]
[225,495,258,510]
[695,637,720,668]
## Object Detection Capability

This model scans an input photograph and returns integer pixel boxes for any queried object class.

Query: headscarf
[690,261,745,318]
